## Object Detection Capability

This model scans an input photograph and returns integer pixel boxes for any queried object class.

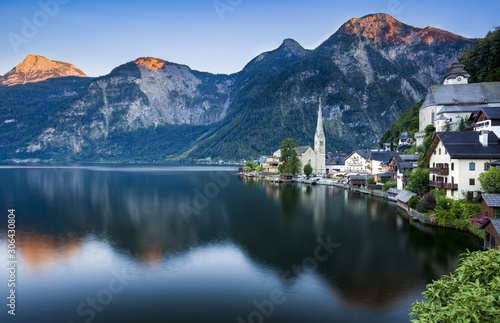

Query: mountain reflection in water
[0,167,481,323]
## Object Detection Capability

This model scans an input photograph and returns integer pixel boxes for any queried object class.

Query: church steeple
[314,99,326,174]
[316,98,325,138]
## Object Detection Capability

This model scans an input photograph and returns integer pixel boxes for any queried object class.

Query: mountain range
[0,13,475,163]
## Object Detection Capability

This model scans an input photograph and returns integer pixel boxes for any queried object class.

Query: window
[445,149,448,155]
[308,159,311,165]
[469,162,476,171]
[320,141,323,147]
[485,163,490,171]
[469,178,475,185]
[439,148,441,155]
[433,150,436,155]
[451,163,454,171]
[451,190,454,197]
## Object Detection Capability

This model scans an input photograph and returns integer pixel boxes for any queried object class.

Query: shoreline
[253,174,484,239]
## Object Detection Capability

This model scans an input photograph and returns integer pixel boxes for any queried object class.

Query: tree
[478,166,500,193]
[458,117,467,132]
[242,161,262,172]
[443,119,451,132]
[460,27,500,83]
[303,163,313,176]
[279,138,301,175]
[382,180,397,191]
[417,125,435,156]
[405,167,430,196]
[410,249,500,322]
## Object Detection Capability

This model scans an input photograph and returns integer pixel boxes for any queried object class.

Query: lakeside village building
[270,100,326,175]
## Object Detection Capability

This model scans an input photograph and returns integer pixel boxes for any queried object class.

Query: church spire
[316,98,325,137]
[314,98,326,174]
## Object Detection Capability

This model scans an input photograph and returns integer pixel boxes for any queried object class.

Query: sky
[0,0,499,77]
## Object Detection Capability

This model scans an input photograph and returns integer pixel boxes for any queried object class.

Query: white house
[325,154,347,174]
[344,150,397,175]
[388,154,419,190]
[474,107,500,138]
[424,131,500,200]
[344,150,369,174]
[368,151,397,175]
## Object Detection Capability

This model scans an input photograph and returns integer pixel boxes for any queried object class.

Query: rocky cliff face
[0,14,476,162]
[25,57,234,154]
[338,13,469,45]
[0,54,86,86]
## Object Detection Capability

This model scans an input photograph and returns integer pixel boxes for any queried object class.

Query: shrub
[420,192,436,211]
[410,249,500,322]
[382,180,397,191]
[408,195,422,210]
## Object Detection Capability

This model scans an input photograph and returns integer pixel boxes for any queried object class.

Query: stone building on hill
[416,62,500,145]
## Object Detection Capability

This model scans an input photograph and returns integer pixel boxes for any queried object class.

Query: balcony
[429,181,458,190]
[430,167,449,175]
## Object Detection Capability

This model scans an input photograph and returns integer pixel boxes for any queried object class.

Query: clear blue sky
[1,0,498,76]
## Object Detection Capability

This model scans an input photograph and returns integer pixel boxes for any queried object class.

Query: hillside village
[248,59,500,249]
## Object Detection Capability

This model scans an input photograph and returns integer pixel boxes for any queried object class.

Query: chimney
[480,130,489,147]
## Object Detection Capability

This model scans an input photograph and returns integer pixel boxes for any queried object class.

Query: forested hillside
[460,27,500,82]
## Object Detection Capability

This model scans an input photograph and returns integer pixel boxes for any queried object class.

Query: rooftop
[425,131,500,160]
[481,218,500,234]
[437,104,499,115]
[421,82,500,109]
[395,190,416,203]
[295,146,312,155]
[480,194,500,208]
[476,107,500,121]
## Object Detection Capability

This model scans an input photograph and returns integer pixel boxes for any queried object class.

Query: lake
[0,166,482,323]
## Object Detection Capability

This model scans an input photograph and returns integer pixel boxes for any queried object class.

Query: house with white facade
[326,154,347,174]
[424,131,500,200]
[474,107,500,137]
[388,154,419,190]
[368,151,398,175]
[344,150,369,174]
[344,150,397,176]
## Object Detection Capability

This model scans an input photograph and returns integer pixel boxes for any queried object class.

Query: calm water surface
[0,166,481,323]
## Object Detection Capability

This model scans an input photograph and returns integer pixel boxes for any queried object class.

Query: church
[417,62,500,145]
[274,100,326,175]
